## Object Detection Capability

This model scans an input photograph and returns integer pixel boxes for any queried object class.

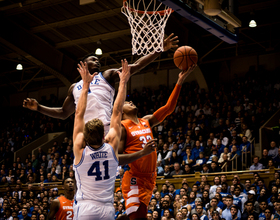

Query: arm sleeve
[153,84,182,122]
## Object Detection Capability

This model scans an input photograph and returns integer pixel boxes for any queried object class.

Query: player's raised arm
[73,62,96,143]
[106,59,130,154]
[107,33,179,83]
[23,85,76,120]
[143,64,196,128]
[129,33,179,74]
[72,62,96,166]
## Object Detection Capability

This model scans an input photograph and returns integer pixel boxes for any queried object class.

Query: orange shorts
[121,170,156,216]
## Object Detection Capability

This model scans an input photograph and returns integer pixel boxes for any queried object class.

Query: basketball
[173,46,198,70]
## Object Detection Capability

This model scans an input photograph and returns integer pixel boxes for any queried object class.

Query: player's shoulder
[140,117,152,127]
[103,68,120,83]
[121,119,135,128]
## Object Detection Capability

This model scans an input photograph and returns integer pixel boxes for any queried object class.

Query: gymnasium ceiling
[0,0,279,95]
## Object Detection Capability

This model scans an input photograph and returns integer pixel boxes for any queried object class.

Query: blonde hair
[84,118,104,146]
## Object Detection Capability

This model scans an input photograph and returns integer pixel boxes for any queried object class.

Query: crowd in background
[0,72,280,219]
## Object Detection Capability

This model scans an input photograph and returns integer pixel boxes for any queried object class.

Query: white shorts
[74,200,115,220]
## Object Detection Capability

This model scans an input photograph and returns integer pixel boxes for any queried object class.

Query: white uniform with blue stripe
[73,143,118,220]
[72,72,115,135]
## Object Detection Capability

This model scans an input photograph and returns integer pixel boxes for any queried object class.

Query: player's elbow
[60,114,70,120]
[74,110,84,120]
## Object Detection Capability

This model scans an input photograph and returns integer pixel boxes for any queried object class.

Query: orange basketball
[173,46,198,70]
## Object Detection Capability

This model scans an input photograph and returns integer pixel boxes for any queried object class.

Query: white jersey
[73,72,115,127]
[74,143,118,204]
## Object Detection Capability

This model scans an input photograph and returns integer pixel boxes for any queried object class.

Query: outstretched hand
[23,98,39,111]
[77,61,97,84]
[163,33,179,52]
[177,64,197,85]
[117,59,130,84]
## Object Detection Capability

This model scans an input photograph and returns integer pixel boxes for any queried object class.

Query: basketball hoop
[121,0,173,55]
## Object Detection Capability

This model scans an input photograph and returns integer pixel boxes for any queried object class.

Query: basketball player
[47,177,75,220]
[23,34,178,135]
[119,64,196,220]
[73,59,156,219]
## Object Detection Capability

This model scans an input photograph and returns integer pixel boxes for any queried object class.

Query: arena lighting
[249,20,257,28]
[95,40,102,55]
[16,63,23,70]
[249,11,257,28]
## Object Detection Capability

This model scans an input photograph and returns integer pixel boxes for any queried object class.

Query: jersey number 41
[87,160,110,181]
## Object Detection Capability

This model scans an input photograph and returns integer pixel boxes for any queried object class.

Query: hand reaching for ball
[177,64,197,85]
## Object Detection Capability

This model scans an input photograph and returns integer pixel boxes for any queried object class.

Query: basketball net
[121,0,173,55]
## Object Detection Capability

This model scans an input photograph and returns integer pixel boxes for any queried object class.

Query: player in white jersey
[22,34,178,135]
[73,59,156,219]
[72,72,115,134]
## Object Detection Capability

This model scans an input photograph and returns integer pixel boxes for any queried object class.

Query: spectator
[218,147,230,163]
[158,144,172,166]
[18,206,31,220]
[241,200,258,220]
[183,164,193,175]
[233,187,246,212]
[192,152,206,171]
[182,148,194,166]
[239,136,251,165]
[249,156,263,170]
[163,165,171,177]
[268,141,278,159]
[156,161,164,176]
[230,205,240,220]
[273,148,280,168]
[195,204,208,220]
[209,162,221,173]
[170,163,183,176]
[263,208,274,220]
[209,176,221,198]
[259,149,272,168]
[241,124,252,142]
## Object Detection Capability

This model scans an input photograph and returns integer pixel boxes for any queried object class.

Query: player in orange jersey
[118,64,196,220]
[47,177,75,220]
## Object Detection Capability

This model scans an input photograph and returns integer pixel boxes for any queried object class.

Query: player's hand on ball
[178,64,197,85]
[23,98,39,111]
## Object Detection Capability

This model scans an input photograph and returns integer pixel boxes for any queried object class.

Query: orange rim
[123,0,174,16]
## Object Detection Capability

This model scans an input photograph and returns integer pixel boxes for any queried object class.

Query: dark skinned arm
[143,65,196,128]
[23,84,76,120]
[47,199,60,220]
[117,126,156,165]
[103,33,179,84]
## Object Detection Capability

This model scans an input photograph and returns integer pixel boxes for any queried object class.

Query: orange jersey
[121,118,157,174]
[55,196,74,220]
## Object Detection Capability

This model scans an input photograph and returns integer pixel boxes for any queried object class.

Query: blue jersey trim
[109,144,118,163]
[75,168,83,200]
[77,205,80,219]
[73,148,86,168]
[99,72,115,91]
[88,143,105,151]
